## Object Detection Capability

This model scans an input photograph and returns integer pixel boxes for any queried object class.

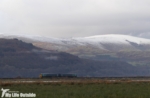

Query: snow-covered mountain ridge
[1,33,150,67]
[1,33,150,44]
[83,34,150,44]
[1,34,150,52]
[1,33,150,45]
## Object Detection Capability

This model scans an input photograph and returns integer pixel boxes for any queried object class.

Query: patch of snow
[83,34,150,45]
[1,33,150,46]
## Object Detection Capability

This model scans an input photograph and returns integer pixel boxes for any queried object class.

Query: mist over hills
[1,34,150,51]
[134,33,150,39]
[1,33,150,66]
[0,38,147,78]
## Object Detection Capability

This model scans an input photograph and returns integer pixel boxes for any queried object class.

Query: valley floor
[0,78,150,98]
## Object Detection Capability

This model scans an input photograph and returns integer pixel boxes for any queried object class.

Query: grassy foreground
[0,80,150,98]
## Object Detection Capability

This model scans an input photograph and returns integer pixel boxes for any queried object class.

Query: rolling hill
[1,34,150,66]
[0,38,149,78]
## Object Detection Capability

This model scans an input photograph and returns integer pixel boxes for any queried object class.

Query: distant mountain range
[1,34,150,52]
[0,38,148,78]
[1,34,150,64]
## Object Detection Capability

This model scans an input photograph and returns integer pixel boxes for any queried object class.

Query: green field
[1,80,150,98]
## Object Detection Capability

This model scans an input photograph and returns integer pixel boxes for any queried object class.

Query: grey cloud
[0,0,150,38]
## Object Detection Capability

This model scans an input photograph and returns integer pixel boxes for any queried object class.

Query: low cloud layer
[0,0,150,38]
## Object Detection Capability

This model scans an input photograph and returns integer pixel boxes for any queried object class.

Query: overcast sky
[0,0,150,38]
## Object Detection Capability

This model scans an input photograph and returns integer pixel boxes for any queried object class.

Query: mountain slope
[1,34,150,66]
[1,34,150,52]
[0,38,148,77]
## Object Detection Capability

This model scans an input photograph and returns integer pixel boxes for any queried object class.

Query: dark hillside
[0,38,34,52]
[0,39,149,78]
